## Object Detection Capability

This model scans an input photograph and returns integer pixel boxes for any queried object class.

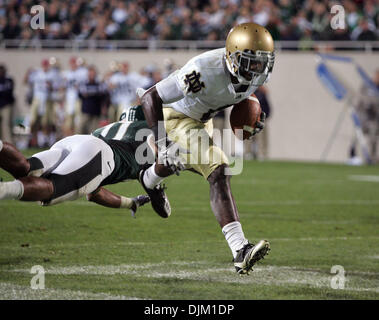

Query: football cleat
[234,240,270,275]
[130,195,150,218]
[138,170,171,218]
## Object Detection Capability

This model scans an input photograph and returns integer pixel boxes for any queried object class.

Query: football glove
[248,111,266,140]
[156,137,189,176]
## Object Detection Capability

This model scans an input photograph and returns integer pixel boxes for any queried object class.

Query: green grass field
[1,152,378,300]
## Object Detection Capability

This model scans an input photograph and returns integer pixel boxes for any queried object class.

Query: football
[229,94,262,140]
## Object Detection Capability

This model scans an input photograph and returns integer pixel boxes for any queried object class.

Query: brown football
[230,94,262,140]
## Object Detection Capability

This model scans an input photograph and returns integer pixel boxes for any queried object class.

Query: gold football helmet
[225,23,275,86]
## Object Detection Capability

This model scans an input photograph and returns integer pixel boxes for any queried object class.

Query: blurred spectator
[78,65,108,134]
[0,64,15,143]
[2,14,20,39]
[351,18,378,41]
[310,1,330,40]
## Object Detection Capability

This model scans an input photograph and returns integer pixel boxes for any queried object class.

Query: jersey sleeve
[156,71,184,104]
[156,60,206,104]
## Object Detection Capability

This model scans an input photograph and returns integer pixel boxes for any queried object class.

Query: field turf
[0,151,378,300]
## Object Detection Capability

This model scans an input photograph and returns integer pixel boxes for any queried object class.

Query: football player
[61,56,88,136]
[138,23,275,274]
[25,59,55,147]
[107,62,151,122]
[0,106,154,216]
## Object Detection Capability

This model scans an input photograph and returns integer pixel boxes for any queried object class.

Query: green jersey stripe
[105,123,122,139]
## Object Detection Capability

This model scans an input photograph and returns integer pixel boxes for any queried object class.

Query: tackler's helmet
[225,23,275,86]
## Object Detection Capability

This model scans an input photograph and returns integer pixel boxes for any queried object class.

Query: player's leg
[208,164,239,227]
[63,97,76,137]
[207,163,270,274]
[0,104,13,143]
[0,140,30,178]
[45,135,114,205]
[28,148,66,177]
[0,134,73,179]
[138,133,172,218]
[29,98,41,147]
[154,108,270,274]
[0,136,72,201]
[0,175,54,201]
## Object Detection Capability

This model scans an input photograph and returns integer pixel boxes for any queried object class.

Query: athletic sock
[0,140,3,152]
[143,163,164,189]
[0,180,24,200]
[222,221,249,259]
[120,196,133,209]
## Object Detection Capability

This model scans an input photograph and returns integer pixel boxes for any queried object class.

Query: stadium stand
[0,0,378,45]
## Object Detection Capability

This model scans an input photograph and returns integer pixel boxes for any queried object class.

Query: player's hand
[156,137,188,175]
[249,111,266,139]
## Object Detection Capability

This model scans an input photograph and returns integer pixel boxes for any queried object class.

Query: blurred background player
[162,58,178,79]
[78,65,108,134]
[349,69,379,164]
[62,56,86,136]
[140,64,162,89]
[47,56,64,144]
[0,64,15,143]
[104,60,121,123]
[24,59,55,148]
[108,61,150,121]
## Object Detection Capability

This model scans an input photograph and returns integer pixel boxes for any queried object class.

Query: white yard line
[0,282,144,300]
[348,175,379,183]
[7,262,379,295]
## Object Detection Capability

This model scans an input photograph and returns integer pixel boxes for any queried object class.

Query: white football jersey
[75,67,89,83]
[62,69,78,98]
[156,48,258,122]
[48,68,64,101]
[109,72,150,106]
[29,69,54,101]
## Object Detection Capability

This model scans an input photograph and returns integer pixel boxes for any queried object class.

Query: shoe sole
[237,240,270,275]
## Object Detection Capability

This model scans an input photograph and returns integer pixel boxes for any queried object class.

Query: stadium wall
[1,49,377,163]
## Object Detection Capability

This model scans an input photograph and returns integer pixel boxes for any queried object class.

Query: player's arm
[139,86,165,139]
[140,84,187,174]
[87,187,125,208]
[87,187,150,217]
[139,74,184,139]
